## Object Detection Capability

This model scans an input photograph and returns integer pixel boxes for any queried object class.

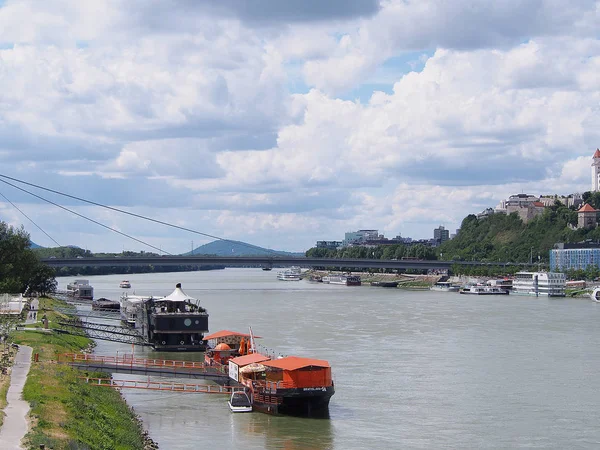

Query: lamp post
[530,247,534,265]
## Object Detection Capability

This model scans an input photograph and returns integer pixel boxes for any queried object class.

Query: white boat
[119,293,151,327]
[590,287,600,303]
[430,281,460,292]
[119,280,131,289]
[228,390,253,413]
[277,266,302,281]
[327,274,361,286]
[66,279,94,300]
[459,285,509,295]
[511,271,566,297]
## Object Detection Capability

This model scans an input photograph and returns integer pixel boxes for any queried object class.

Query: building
[550,242,600,271]
[316,241,342,250]
[433,226,450,245]
[577,203,597,229]
[538,194,583,209]
[592,149,600,192]
[343,230,380,247]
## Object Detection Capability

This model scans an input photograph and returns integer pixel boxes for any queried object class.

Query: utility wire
[0,173,280,255]
[0,178,171,255]
[0,189,62,247]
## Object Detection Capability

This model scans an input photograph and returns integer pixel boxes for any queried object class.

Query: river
[57,269,600,449]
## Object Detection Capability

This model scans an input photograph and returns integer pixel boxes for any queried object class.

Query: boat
[590,287,600,303]
[146,283,209,351]
[430,281,460,292]
[511,271,566,297]
[371,281,399,288]
[307,275,323,283]
[261,267,272,271]
[228,391,253,413]
[327,274,361,286]
[459,285,509,295]
[119,293,152,327]
[92,298,120,311]
[119,280,132,289]
[66,279,94,300]
[205,329,334,417]
[277,266,302,281]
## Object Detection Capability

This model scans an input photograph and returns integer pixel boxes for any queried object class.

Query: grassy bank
[13,297,147,450]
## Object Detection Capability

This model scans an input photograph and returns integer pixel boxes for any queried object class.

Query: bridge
[41,255,524,270]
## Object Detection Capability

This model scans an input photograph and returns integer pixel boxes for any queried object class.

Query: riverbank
[11,296,156,449]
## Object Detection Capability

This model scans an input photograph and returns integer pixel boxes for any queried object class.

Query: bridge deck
[82,377,243,394]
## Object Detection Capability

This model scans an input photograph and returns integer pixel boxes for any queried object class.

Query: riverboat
[92,298,120,311]
[146,283,209,351]
[119,280,132,289]
[327,274,361,286]
[119,293,151,327]
[511,271,566,297]
[430,281,460,292]
[204,329,335,417]
[459,285,509,295]
[371,281,399,288]
[66,279,94,300]
[277,266,302,281]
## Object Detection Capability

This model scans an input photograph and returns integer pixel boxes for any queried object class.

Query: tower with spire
[592,149,600,191]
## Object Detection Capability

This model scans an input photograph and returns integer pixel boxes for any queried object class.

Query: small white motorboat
[228,390,252,413]
[590,287,600,303]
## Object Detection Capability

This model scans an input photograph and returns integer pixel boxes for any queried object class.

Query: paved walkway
[0,345,33,450]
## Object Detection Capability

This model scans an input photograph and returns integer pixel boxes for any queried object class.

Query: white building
[512,272,566,297]
[592,149,600,192]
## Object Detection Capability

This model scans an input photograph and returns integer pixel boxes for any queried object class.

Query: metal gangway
[82,377,244,394]
[58,353,230,382]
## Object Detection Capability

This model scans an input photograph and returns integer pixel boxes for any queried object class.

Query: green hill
[185,240,304,257]
[438,201,596,264]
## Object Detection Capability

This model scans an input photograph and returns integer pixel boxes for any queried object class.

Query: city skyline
[0,1,598,253]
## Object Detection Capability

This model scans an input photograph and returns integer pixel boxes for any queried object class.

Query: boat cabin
[260,356,333,389]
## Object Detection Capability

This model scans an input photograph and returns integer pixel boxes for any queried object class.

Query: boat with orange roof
[203,329,335,417]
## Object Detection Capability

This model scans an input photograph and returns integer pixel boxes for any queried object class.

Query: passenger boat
[204,329,335,417]
[277,266,302,281]
[459,285,509,295]
[66,279,94,300]
[327,274,361,286]
[511,271,566,297]
[228,391,253,413]
[119,280,132,289]
[146,283,209,351]
[430,281,460,292]
[92,298,120,311]
[119,293,151,327]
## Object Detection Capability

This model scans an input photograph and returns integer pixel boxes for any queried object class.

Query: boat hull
[251,386,334,417]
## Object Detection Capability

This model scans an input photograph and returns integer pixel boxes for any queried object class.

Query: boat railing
[59,353,227,373]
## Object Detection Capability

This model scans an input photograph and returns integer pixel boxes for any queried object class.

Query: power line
[0,189,62,247]
[0,178,171,255]
[0,173,279,255]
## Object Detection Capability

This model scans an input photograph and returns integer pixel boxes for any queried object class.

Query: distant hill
[184,240,304,257]
[29,241,43,249]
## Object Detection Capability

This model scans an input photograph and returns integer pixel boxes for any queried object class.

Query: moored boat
[205,329,335,417]
[146,283,209,351]
[512,271,566,297]
[228,391,253,413]
[459,285,509,295]
[66,279,94,300]
[327,274,361,286]
[277,266,302,281]
[371,281,399,288]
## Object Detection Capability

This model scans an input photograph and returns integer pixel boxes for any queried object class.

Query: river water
[57,269,600,449]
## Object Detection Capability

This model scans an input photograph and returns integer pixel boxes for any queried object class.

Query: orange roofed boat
[204,329,335,417]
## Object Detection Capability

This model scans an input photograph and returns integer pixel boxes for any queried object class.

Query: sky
[0,0,599,254]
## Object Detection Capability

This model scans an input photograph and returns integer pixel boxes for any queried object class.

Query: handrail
[59,352,227,374]
[81,377,244,394]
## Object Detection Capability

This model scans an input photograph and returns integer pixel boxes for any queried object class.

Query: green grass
[12,296,146,450]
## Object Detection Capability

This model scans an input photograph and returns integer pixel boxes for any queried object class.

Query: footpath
[0,344,33,449]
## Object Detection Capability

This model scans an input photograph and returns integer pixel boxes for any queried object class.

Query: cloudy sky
[0,0,599,253]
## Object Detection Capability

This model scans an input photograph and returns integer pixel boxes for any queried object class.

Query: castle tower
[577,203,598,229]
[592,149,600,191]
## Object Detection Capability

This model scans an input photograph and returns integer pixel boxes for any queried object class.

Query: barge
[204,329,334,417]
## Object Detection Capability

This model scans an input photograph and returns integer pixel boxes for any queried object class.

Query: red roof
[203,330,261,341]
[229,353,271,366]
[261,356,330,371]
[594,149,600,158]
[532,201,545,207]
[578,203,597,213]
